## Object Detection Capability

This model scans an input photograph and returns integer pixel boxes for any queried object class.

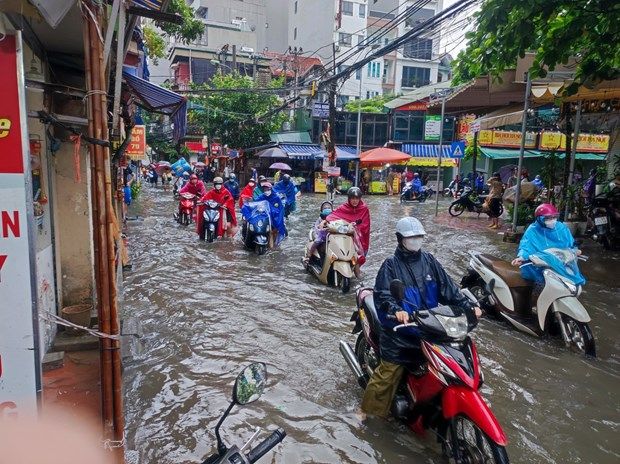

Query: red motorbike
[339,280,509,464]
[176,193,196,226]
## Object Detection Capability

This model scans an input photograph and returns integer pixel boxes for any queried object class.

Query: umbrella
[154,161,171,174]
[194,161,207,168]
[360,147,410,165]
[258,147,288,158]
[269,162,292,171]
[498,164,518,184]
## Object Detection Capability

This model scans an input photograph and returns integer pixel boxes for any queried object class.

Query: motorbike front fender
[553,297,591,323]
[333,260,354,278]
[442,386,507,446]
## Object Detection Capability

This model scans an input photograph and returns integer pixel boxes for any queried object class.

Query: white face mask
[264,190,272,197]
[403,237,424,252]
[215,184,222,190]
[544,218,557,229]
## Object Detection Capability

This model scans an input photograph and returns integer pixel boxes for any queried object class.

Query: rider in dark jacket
[361,217,480,418]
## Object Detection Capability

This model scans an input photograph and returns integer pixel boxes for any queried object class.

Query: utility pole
[434,92,447,216]
[471,131,478,179]
[355,70,363,187]
[232,44,237,74]
[327,42,338,201]
[512,73,532,232]
[564,100,582,220]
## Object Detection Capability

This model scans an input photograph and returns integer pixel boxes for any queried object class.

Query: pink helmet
[262,182,273,189]
[535,203,559,218]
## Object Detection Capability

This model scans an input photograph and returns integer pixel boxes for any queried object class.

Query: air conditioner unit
[231,19,242,26]
[240,46,254,54]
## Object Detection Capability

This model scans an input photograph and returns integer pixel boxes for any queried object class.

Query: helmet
[183,172,190,178]
[258,175,266,182]
[283,174,291,181]
[535,203,559,218]
[213,176,224,184]
[347,187,362,200]
[229,173,236,180]
[262,182,273,190]
[462,178,471,185]
[535,174,541,180]
[190,174,198,180]
[395,217,426,238]
[413,172,419,177]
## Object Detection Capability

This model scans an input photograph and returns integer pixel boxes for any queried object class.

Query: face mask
[264,190,272,197]
[215,184,222,190]
[403,237,423,252]
[544,218,557,229]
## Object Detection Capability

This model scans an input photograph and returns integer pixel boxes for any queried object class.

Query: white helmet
[395,217,426,237]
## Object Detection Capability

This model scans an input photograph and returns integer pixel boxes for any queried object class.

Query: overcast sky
[439,0,478,57]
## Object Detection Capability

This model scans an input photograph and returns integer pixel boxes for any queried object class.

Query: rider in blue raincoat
[273,174,298,214]
[411,173,422,197]
[253,182,287,244]
[224,173,240,200]
[512,203,584,285]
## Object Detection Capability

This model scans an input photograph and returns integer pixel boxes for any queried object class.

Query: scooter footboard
[442,386,507,446]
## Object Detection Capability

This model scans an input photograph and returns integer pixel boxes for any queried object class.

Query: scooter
[175,192,196,226]
[339,280,509,463]
[448,187,500,217]
[461,248,595,356]
[241,200,271,255]
[401,183,435,203]
[304,219,356,293]
[201,362,286,464]
[588,184,620,249]
[198,199,226,243]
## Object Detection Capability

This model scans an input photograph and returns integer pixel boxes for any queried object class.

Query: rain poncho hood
[327,200,371,263]
[179,180,207,197]
[518,219,584,285]
[274,179,298,207]
[239,182,256,208]
[197,186,237,238]
[251,194,287,244]
[224,179,240,200]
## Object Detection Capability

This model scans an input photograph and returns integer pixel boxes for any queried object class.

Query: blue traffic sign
[450,141,466,158]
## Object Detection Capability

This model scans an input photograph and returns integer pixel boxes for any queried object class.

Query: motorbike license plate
[594,216,608,225]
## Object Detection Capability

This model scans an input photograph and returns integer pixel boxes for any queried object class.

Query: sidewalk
[434,211,509,235]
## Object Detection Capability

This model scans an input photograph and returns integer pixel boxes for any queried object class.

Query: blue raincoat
[252,193,287,244]
[412,177,422,194]
[224,179,240,200]
[517,219,584,284]
[273,179,298,212]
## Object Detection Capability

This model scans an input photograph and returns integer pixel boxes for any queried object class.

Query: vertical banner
[0,33,41,416]
[125,124,146,160]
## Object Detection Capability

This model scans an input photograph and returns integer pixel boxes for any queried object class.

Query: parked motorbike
[401,183,435,203]
[462,248,595,356]
[448,187,501,217]
[202,363,286,464]
[241,200,271,255]
[304,219,356,293]
[175,192,196,226]
[199,199,226,243]
[340,280,509,463]
[443,181,463,198]
[588,184,620,249]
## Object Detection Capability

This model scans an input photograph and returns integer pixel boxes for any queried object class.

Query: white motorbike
[461,248,595,357]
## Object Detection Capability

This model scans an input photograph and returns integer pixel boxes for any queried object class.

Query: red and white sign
[184,140,203,152]
[125,125,146,159]
[395,101,429,112]
[0,34,40,415]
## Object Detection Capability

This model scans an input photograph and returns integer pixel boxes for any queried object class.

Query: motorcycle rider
[198,177,238,237]
[178,174,207,216]
[327,187,370,278]
[303,202,334,264]
[411,173,422,198]
[274,174,298,214]
[239,178,257,208]
[361,217,482,419]
[254,182,287,244]
[252,175,268,200]
[224,173,240,201]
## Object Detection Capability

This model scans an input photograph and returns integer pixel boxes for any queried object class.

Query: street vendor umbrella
[258,147,288,158]
[269,162,292,171]
[154,161,171,174]
[360,147,410,165]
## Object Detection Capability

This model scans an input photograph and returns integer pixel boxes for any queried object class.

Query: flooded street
[123,187,619,464]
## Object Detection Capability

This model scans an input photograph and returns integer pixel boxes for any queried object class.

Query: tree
[452,0,620,93]
[143,25,166,65]
[189,74,289,149]
[344,94,395,113]
[157,0,205,44]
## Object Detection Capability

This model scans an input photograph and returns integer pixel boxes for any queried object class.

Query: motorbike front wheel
[449,203,466,217]
[560,314,596,357]
[446,415,509,464]
[341,276,351,294]
[206,228,215,243]
[256,244,267,255]
[355,333,378,384]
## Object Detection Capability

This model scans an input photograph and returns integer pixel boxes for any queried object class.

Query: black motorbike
[448,187,502,217]
[588,185,620,249]
[401,182,435,203]
[202,363,286,464]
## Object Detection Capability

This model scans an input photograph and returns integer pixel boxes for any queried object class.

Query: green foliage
[158,0,205,44]
[143,25,167,65]
[507,203,536,226]
[452,0,620,94]
[141,112,179,162]
[596,164,608,183]
[344,94,395,113]
[189,74,288,150]
[130,180,142,199]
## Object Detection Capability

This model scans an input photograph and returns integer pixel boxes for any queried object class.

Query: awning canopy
[531,79,620,103]
[258,144,360,161]
[479,147,607,161]
[401,143,453,158]
[471,105,524,130]
[123,71,187,141]
[312,146,359,160]
[384,80,455,109]
[269,131,313,143]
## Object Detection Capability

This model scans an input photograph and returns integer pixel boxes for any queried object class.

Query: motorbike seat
[363,294,382,335]
[478,254,532,288]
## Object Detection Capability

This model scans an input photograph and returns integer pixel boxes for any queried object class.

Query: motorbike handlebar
[246,428,286,464]
[392,322,418,332]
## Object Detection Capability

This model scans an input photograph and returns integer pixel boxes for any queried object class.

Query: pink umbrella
[194,161,207,168]
[269,162,292,171]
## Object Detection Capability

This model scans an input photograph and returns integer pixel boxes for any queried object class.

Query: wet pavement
[123,186,619,464]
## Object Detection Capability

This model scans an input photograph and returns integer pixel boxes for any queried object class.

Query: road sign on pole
[450,141,466,159]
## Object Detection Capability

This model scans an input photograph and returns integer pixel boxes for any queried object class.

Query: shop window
[359,4,366,17]
[403,38,433,60]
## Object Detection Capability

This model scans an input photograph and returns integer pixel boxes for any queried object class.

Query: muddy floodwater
[123,187,619,464]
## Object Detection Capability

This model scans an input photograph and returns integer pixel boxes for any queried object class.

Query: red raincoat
[196,186,237,237]
[327,200,371,265]
[239,183,256,208]
[179,180,207,197]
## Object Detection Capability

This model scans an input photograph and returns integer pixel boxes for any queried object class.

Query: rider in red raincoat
[327,187,371,276]
[238,178,256,208]
[196,177,237,238]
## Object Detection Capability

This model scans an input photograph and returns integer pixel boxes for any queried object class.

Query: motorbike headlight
[558,275,577,295]
[337,225,349,234]
[266,224,271,231]
[435,314,468,339]
[249,224,255,232]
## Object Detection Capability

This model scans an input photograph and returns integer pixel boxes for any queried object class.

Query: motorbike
[241,200,271,255]
[443,181,463,198]
[340,280,509,463]
[401,183,435,203]
[588,184,620,249]
[461,248,595,356]
[277,192,291,219]
[175,192,196,226]
[304,219,356,293]
[202,362,286,464]
[198,199,226,243]
[448,187,501,218]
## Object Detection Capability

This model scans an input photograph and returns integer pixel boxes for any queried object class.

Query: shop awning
[471,106,524,131]
[384,80,454,109]
[123,71,187,141]
[312,146,359,161]
[280,143,320,160]
[479,147,607,161]
[401,143,453,158]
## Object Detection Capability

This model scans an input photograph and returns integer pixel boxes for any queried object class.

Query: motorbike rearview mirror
[233,362,268,405]
[389,279,405,302]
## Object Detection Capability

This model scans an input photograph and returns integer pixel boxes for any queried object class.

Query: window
[294,27,297,40]
[294,1,297,13]
[403,38,433,60]
[196,7,208,19]
[367,62,381,78]
[359,4,366,17]
[339,32,352,46]
[355,68,362,80]
[366,90,370,99]
[401,66,431,88]
[404,9,434,28]
[342,1,353,16]
[393,111,426,142]
[357,34,365,48]
[384,37,390,46]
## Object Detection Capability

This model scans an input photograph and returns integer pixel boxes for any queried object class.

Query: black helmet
[347,187,362,200]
